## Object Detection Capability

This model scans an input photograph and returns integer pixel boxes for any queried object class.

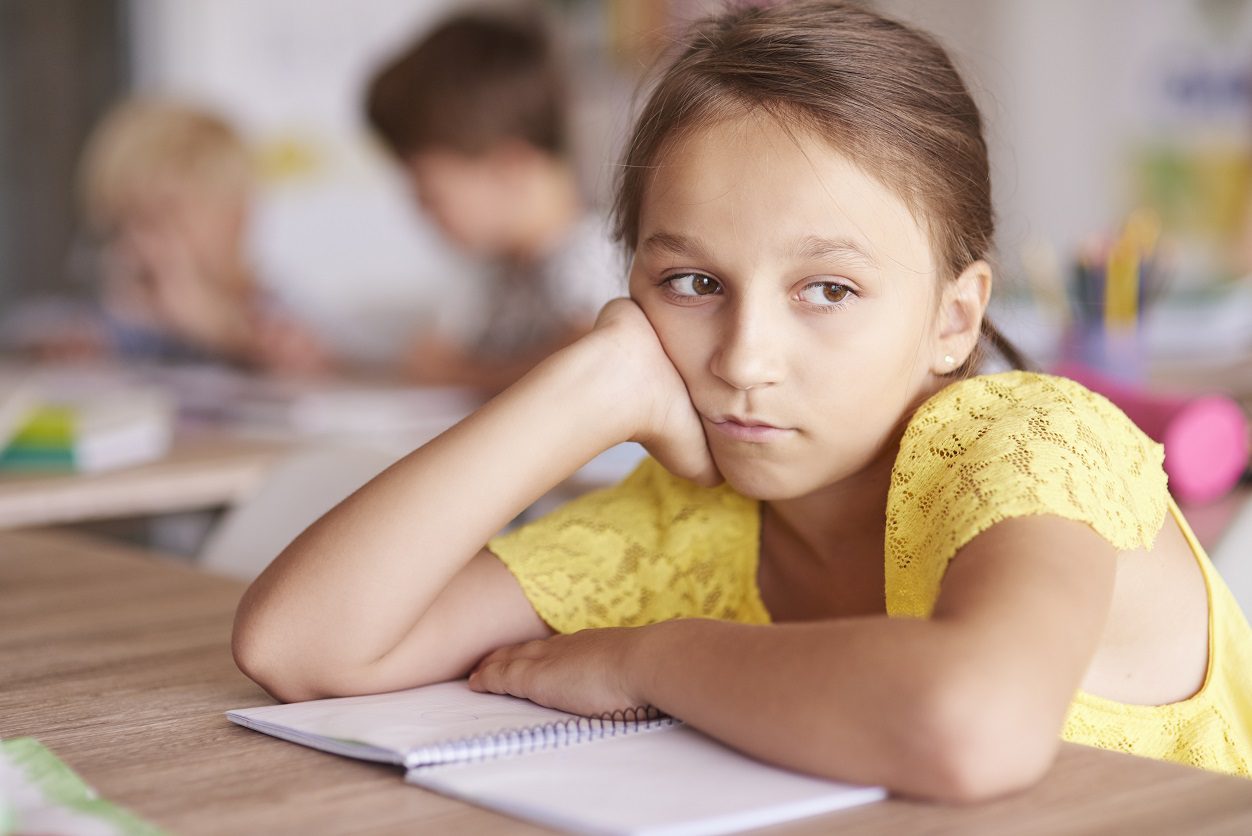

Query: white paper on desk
[228,681,584,763]
[406,724,886,836]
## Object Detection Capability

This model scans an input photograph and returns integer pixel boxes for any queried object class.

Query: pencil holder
[1054,362,1250,505]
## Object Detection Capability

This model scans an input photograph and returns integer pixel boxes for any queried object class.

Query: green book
[0,392,173,474]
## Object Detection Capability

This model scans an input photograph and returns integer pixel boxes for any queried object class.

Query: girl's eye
[664,273,722,297]
[798,282,853,306]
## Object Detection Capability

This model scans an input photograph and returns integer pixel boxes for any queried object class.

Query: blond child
[235,1,1252,799]
[73,99,327,371]
[365,10,619,392]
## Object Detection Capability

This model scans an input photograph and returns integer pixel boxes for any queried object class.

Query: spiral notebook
[227,680,885,835]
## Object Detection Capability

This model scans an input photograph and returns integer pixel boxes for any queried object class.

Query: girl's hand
[467,627,653,717]
[587,299,721,487]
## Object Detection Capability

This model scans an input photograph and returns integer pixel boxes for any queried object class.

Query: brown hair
[365,10,568,160]
[612,0,1026,373]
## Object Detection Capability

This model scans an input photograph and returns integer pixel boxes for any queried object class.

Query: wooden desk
[0,433,286,529]
[3,530,1250,835]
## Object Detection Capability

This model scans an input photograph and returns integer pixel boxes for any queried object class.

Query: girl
[233,1,1252,799]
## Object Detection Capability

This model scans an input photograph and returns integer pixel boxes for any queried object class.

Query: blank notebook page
[407,724,886,836]
[229,682,582,758]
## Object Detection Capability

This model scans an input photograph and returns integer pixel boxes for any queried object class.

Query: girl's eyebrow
[639,231,708,260]
[792,235,879,269]
[639,231,879,270]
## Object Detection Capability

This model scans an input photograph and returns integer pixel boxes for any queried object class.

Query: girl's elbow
[924,730,1055,803]
[910,679,1060,803]
[231,617,337,703]
[231,617,415,703]
[233,627,302,702]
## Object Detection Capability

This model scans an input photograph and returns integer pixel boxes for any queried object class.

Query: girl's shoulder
[886,371,1169,617]
[905,370,1149,447]
[896,369,1166,500]
[899,370,1167,482]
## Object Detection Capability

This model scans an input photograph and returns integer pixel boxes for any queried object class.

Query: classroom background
[3,0,1252,360]
[0,0,1250,578]
[3,2,1252,830]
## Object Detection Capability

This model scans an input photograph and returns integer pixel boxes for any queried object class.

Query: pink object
[1053,363,1250,505]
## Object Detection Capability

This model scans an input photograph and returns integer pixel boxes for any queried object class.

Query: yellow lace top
[489,371,1252,778]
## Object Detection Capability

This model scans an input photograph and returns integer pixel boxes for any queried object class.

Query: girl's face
[629,114,969,500]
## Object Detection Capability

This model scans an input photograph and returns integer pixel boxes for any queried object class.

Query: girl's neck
[762,378,944,564]
[763,447,897,566]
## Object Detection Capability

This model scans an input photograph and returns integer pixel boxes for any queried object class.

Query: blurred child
[66,99,328,372]
[365,10,619,391]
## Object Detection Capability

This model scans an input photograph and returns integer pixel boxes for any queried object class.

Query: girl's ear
[932,259,991,374]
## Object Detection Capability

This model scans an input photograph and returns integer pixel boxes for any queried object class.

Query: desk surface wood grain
[2,529,1249,835]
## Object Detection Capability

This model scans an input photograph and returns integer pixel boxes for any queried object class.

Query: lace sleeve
[487,458,765,633]
[885,372,1169,618]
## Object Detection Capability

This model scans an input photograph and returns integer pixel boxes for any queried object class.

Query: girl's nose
[710,300,785,391]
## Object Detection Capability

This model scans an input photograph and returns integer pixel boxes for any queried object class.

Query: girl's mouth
[703,415,793,443]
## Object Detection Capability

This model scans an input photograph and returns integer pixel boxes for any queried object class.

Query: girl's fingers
[508,639,554,661]
[469,657,534,698]
[477,638,547,672]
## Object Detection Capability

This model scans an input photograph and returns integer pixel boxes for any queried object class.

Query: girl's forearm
[629,617,1060,801]
[235,338,632,680]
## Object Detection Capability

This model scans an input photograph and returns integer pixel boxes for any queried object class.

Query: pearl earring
[943,354,957,366]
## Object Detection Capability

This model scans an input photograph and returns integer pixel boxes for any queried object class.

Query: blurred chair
[199,439,646,581]
[198,445,399,581]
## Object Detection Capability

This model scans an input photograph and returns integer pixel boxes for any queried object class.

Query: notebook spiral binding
[404,705,679,772]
